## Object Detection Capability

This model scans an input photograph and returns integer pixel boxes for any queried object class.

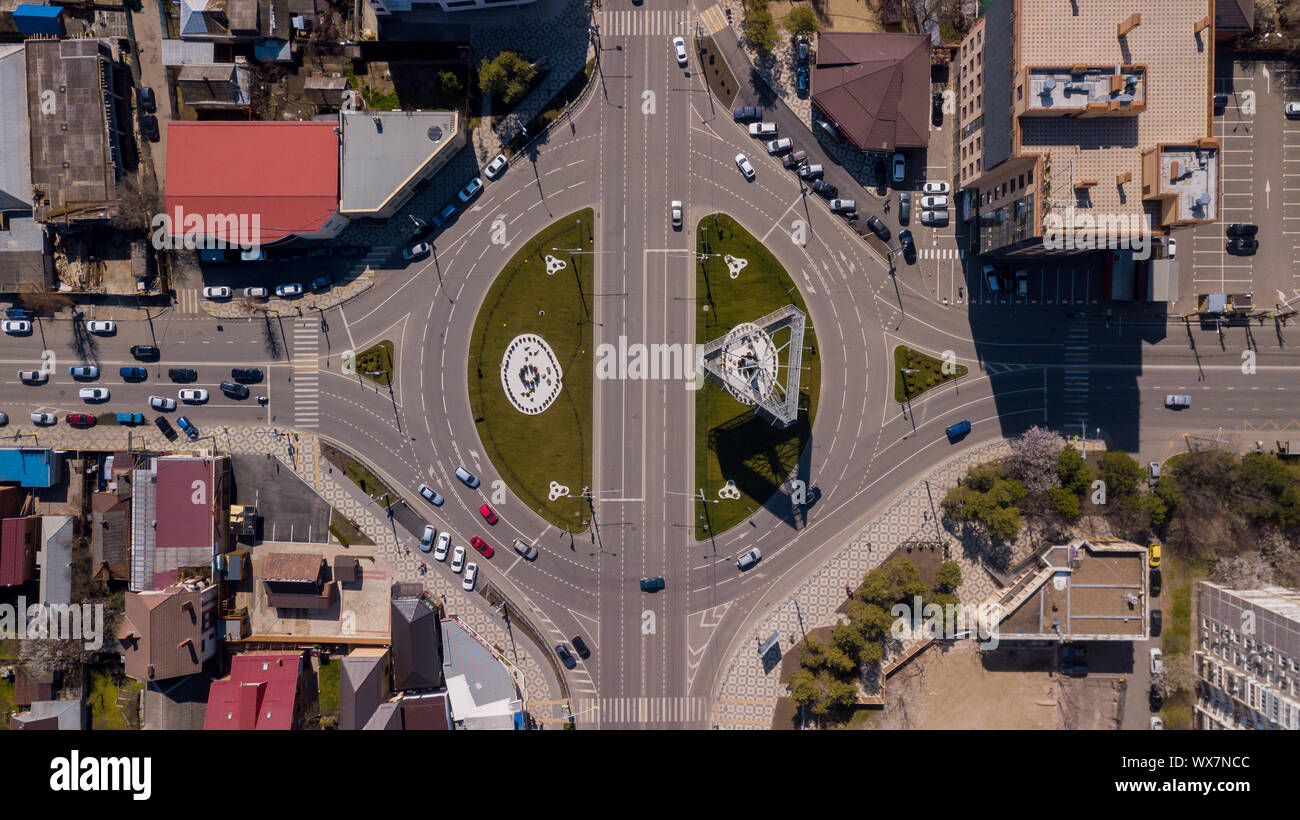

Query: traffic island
[352,340,395,387]
[893,345,967,404]
[468,209,594,532]
[694,214,820,541]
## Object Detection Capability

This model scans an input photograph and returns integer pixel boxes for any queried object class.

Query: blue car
[431,203,457,228]
[119,366,147,381]
[176,415,199,440]
[796,66,809,94]
[946,419,972,440]
[69,365,99,380]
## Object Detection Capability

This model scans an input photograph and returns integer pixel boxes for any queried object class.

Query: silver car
[513,538,539,561]
[419,525,436,553]
[417,483,445,506]
[149,395,177,411]
[737,548,762,571]
[1165,394,1191,408]
[765,137,793,154]
[450,545,466,573]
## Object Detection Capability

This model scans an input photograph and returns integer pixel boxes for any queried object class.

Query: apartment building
[955,1,1217,259]
[1194,582,1300,730]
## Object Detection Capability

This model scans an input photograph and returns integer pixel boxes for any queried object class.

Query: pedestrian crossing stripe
[599,9,690,37]
[917,247,961,260]
[699,4,727,35]
[571,696,708,724]
[175,288,200,314]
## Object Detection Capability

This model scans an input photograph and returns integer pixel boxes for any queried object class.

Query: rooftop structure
[204,652,305,730]
[263,552,336,610]
[367,0,537,14]
[119,579,219,682]
[91,491,131,585]
[0,516,38,587]
[0,44,48,294]
[10,699,82,730]
[392,586,442,690]
[339,110,464,219]
[129,455,229,592]
[37,514,73,606]
[811,32,931,153]
[175,62,252,109]
[0,447,64,488]
[441,617,520,729]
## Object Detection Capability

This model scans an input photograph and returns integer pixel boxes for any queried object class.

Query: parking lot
[1183,55,1300,314]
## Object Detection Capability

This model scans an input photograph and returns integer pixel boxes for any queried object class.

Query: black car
[898,192,911,225]
[811,179,837,199]
[1226,223,1258,238]
[1150,608,1163,636]
[140,114,160,143]
[1149,684,1164,711]
[571,635,591,660]
[309,275,332,293]
[137,86,156,114]
[220,380,250,399]
[1149,568,1162,597]
[1226,237,1258,255]
[407,215,432,242]
[899,229,916,264]
[555,643,577,670]
[154,415,177,441]
[1213,93,1228,111]
[932,92,944,127]
[131,344,160,361]
[168,367,197,382]
[231,367,263,383]
[732,106,761,121]
[866,215,891,241]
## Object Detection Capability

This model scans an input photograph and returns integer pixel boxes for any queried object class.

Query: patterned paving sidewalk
[199,271,376,320]
[712,438,1013,729]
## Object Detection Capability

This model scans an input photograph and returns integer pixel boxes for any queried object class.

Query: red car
[470,536,495,559]
[67,413,96,427]
[479,503,498,524]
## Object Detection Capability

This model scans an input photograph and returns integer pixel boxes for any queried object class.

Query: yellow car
[1148,543,1161,568]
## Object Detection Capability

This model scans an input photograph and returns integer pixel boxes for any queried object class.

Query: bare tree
[1211,553,1275,588]
[1004,426,1064,493]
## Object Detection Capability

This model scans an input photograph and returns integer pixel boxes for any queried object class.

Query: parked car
[418,525,436,553]
[795,34,809,65]
[450,546,466,573]
[176,415,199,440]
[639,576,666,592]
[178,388,208,403]
[231,368,263,383]
[899,229,916,264]
[898,192,910,224]
[1286,101,1300,119]
[431,203,457,227]
[484,154,509,179]
[920,209,949,226]
[782,150,808,169]
[417,483,444,507]
[1165,237,1175,259]
[137,85,156,113]
[946,419,972,439]
[891,153,905,183]
[1165,394,1191,408]
[115,412,143,425]
[571,635,591,660]
[1226,223,1258,237]
[29,412,55,425]
[796,65,809,93]
[1148,461,1161,486]
[932,92,944,127]
[735,154,755,180]
[797,164,823,180]
[67,413,96,427]
[309,276,332,293]
[1226,237,1258,255]
[154,415,177,440]
[86,320,115,334]
[434,532,450,562]
[811,179,837,198]
[455,466,480,488]
[462,562,478,591]
[2,320,31,335]
[131,344,160,360]
[865,215,891,241]
[732,106,761,121]
[1148,542,1161,568]
[1060,663,1088,677]
[555,643,577,670]
[242,287,268,298]
[403,242,432,261]
[922,181,951,196]
[1149,647,1164,675]
[671,200,683,228]
[203,286,232,299]
[274,283,303,297]
[69,365,99,380]
[18,370,47,384]
[168,367,197,382]
[828,198,856,213]
[1150,609,1163,637]
[1150,715,1164,730]
[120,366,147,381]
[765,137,793,154]
[220,380,250,399]
[736,547,761,571]
[79,387,109,402]
[513,538,539,561]
[140,114,159,142]
[470,535,494,558]
[457,177,484,202]
[0,412,7,426]
[748,122,777,137]
[148,395,176,411]
[478,503,498,524]
[1150,567,1163,597]
[672,36,688,66]
[920,195,949,210]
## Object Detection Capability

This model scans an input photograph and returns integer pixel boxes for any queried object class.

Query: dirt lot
[865,641,1122,729]
[767,0,889,34]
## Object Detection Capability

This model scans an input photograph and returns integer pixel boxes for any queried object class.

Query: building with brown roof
[1214,0,1254,43]
[91,491,131,586]
[339,646,391,730]
[263,552,336,610]
[12,666,53,707]
[0,515,38,587]
[119,579,218,682]
[130,455,230,592]
[811,32,931,153]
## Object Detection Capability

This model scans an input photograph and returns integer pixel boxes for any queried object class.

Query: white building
[1195,582,1300,730]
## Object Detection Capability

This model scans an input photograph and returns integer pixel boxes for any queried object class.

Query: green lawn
[468,209,594,532]
[329,508,375,547]
[0,677,12,730]
[356,340,394,388]
[87,671,142,730]
[318,656,341,716]
[894,345,968,403]
[694,214,820,541]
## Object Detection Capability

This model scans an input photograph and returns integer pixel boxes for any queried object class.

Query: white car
[920,195,949,210]
[1149,716,1165,730]
[1165,394,1191,408]
[418,525,436,553]
[484,154,508,180]
[1166,237,1176,259]
[274,283,303,298]
[922,181,951,195]
[672,36,688,67]
[670,200,683,227]
[766,137,793,154]
[178,388,208,403]
[748,122,777,137]
[148,395,176,411]
[86,320,115,334]
[735,153,755,180]
[243,286,268,298]
[450,545,466,573]
[1150,647,1164,675]
[433,532,450,562]
[462,562,478,591]
[2,320,31,334]
[202,286,232,299]
[29,411,55,425]
[18,370,47,384]
[920,209,949,226]
[417,483,444,507]
[1286,101,1300,118]
[79,387,109,401]
[403,242,431,261]
[891,153,905,183]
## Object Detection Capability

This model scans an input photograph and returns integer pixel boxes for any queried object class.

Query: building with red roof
[204,652,308,730]
[163,121,346,248]
[811,32,931,153]
[130,456,230,592]
[0,516,38,587]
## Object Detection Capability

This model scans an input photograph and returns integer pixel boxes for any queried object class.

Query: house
[142,674,210,731]
[339,110,465,220]
[339,646,391,730]
[119,579,218,683]
[164,121,346,248]
[0,448,65,488]
[391,584,442,691]
[811,32,932,153]
[0,515,38,587]
[91,491,132,586]
[36,515,73,606]
[441,617,522,729]
[0,43,49,294]
[175,62,252,110]
[362,691,450,730]
[10,699,82,730]
[204,652,309,730]
[262,552,336,610]
[180,0,292,43]
[129,456,230,592]
[1214,0,1254,43]
[12,666,53,707]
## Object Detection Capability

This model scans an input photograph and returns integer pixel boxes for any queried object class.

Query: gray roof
[339,652,387,730]
[0,45,32,214]
[339,110,460,215]
[362,701,403,730]
[391,594,442,691]
[981,0,1014,173]
[143,674,209,730]
[39,515,74,606]
[13,699,82,730]
[441,618,516,709]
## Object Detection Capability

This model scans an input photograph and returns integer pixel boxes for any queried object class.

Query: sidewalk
[711,438,1013,729]
[199,270,376,320]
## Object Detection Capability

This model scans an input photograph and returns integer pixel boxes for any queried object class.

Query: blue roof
[13,5,63,35]
[0,448,61,488]
[14,4,63,18]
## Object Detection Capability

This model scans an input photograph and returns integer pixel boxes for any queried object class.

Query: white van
[982,264,1000,292]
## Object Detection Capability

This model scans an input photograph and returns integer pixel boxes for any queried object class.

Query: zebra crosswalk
[291,318,320,429]
[1062,325,1089,426]
[699,4,728,35]
[574,696,709,725]
[599,9,690,37]
[916,247,962,260]
[175,288,201,314]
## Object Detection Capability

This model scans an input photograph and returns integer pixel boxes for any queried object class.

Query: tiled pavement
[712,438,1014,729]
[15,422,559,708]
[182,269,379,320]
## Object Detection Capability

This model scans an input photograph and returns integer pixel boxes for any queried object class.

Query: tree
[934,560,963,592]
[478,51,537,105]
[942,463,1027,542]
[1211,553,1274,588]
[743,5,779,54]
[832,621,865,662]
[1097,451,1144,497]
[782,6,819,37]
[438,70,464,97]
[1005,426,1064,493]
[846,600,895,641]
[1048,486,1081,521]
[1057,445,1093,495]
[788,667,820,710]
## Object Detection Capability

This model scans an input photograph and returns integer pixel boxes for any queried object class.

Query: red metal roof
[0,518,37,587]
[164,121,340,245]
[811,32,931,152]
[155,459,213,550]
[204,654,302,730]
